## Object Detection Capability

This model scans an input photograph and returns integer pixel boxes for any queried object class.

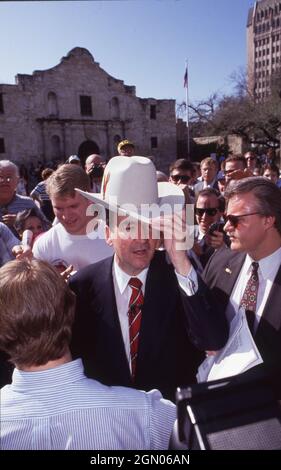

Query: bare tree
[178,68,281,147]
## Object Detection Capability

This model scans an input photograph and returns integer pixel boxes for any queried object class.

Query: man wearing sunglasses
[202,177,281,399]
[169,159,195,202]
[192,188,227,269]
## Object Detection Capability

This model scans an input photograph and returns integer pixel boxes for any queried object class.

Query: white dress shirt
[226,246,281,332]
[112,255,198,367]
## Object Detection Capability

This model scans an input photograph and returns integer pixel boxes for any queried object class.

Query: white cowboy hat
[76,156,185,224]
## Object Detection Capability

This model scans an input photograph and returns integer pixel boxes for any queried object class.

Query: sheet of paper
[197,308,264,383]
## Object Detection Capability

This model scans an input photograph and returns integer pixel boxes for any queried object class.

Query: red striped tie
[128,277,144,381]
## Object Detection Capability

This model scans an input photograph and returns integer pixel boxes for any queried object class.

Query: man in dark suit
[192,188,228,270]
[69,156,228,401]
[202,177,281,397]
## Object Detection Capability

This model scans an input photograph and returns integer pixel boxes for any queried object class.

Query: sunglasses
[195,208,219,217]
[171,174,191,183]
[224,212,260,228]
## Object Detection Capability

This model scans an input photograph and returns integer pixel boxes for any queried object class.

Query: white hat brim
[76,182,185,225]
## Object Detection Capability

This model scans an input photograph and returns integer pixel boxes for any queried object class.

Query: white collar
[113,256,149,295]
[244,246,281,279]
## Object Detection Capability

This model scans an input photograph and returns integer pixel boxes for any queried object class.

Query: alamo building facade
[0,47,176,171]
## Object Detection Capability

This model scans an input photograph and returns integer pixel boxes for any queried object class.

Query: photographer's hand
[205,230,225,249]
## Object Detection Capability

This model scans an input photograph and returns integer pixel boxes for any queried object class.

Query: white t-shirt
[32,222,113,271]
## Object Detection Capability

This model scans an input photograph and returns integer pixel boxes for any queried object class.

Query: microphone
[22,229,33,247]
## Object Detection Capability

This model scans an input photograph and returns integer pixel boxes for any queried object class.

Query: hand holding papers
[197,308,263,383]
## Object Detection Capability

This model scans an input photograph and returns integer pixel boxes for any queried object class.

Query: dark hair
[224,155,247,169]
[169,158,194,174]
[0,259,76,367]
[14,207,49,235]
[224,177,281,235]
[196,188,225,212]
[41,168,54,180]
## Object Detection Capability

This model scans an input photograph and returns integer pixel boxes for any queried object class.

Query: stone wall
[0,47,176,172]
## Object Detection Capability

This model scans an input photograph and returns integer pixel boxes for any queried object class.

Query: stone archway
[78,140,100,166]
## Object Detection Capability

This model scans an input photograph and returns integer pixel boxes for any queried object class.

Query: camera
[208,221,224,236]
[88,165,104,179]
[175,373,281,450]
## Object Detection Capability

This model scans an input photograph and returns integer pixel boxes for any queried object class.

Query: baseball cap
[68,155,80,164]
[117,139,134,153]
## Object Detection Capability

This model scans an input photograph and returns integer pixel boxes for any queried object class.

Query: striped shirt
[0,359,176,450]
[30,181,50,201]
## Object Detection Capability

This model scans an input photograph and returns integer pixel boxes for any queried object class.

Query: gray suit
[202,247,281,398]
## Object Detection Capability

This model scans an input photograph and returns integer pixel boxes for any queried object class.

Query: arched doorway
[78,140,100,166]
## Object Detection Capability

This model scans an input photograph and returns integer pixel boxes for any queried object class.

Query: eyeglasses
[0,176,13,183]
[245,157,256,161]
[195,207,219,217]
[171,174,191,183]
[224,212,261,228]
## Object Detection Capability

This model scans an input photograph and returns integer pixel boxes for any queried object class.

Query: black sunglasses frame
[195,207,219,217]
[171,174,191,183]
[224,212,261,228]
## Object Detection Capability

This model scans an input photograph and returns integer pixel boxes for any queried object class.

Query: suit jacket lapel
[222,253,246,295]
[137,253,175,369]
[258,264,281,332]
[95,257,131,381]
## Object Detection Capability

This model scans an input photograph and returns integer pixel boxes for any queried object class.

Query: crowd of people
[0,142,281,450]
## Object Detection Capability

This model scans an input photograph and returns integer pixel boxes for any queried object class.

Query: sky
[0,0,255,105]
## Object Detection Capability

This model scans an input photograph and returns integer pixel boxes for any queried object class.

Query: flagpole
[185,59,190,160]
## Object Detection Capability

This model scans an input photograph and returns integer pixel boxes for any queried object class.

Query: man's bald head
[85,154,103,172]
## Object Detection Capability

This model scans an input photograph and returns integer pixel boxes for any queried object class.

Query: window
[111,97,120,119]
[48,92,58,116]
[151,137,158,149]
[0,138,5,153]
[80,95,92,116]
[150,105,156,120]
[0,93,3,113]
